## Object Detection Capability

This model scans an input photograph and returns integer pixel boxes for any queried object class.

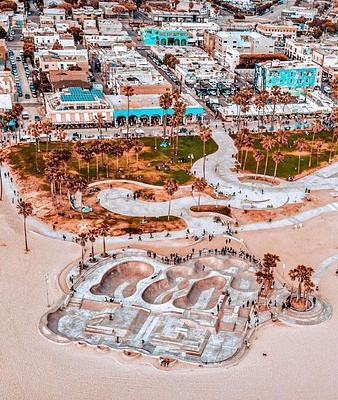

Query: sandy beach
[1,190,338,400]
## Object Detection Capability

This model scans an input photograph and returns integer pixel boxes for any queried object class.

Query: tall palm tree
[76,231,88,272]
[261,136,275,176]
[133,140,143,170]
[194,177,207,210]
[242,134,254,170]
[94,112,105,137]
[0,149,5,201]
[269,86,282,130]
[122,86,135,138]
[314,139,324,166]
[81,149,94,181]
[294,138,308,174]
[253,149,264,179]
[88,228,97,262]
[28,122,42,172]
[41,119,52,153]
[199,125,212,179]
[274,130,289,151]
[272,151,284,180]
[164,179,178,221]
[74,141,85,172]
[55,127,66,149]
[308,118,322,167]
[159,92,173,139]
[256,253,280,295]
[232,89,253,132]
[17,200,33,252]
[289,265,314,302]
[173,97,186,155]
[97,222,109,257]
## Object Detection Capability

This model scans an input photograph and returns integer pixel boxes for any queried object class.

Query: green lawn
[9,136,218,187]
[237,130,337,178]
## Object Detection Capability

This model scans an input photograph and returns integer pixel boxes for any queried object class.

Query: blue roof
[60,87,104,102]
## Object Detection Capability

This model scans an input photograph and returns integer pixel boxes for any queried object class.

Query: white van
[22,110,30,120]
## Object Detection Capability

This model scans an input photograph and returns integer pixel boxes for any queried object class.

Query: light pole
[45,273,50,308]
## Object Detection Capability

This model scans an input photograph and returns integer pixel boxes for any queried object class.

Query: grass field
[9,136,218,187]
[236,130,337,179]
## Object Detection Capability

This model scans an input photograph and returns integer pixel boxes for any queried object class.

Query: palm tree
[94,112,105,137]
[314,139,324,166]
[133,140,143,170]
[41,119,52,152]
[97,222,109,257]
[242,134,254,170]
[159,92,173,139]
[0,149,5,200]
[274,130,289,151]
[81,149,93,181]
[269,86,282,130]
[288,265,314,303]
[121,139,134,175]
[199,125,212,179]
[173,97,186,155]
[294,138,308,174]
[272,151,284,180]
[194,177,207,210]
[254,90,269,126]
[76,231,88,272]
[232,89,253,132]
[88,228,97,262]
[253,150,264,179]
[256,253,280,296]
[122,86,135,138]
[74,141,85,172]
[28,122,42,172]
[55,127,66,149]
[308,118,322,167]
[164,179,178,220]
[261,136,275,176]
[17,200,33,252]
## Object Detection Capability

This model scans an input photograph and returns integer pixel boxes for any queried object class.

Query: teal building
[140,27,188,46]
[254,61,321,93]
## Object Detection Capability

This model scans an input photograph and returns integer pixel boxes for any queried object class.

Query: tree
[164,179,178,220]
[242,135,254,170]
[194,177,207,210]
[27,122,43,172]
[314,139,323,166]
[256,253,280,295]
[55,127,66,149]
[94,112,105,137]
[67,26,83,43]
[97,222,109,257]
[308,119,322,167]
[76,231,88,272]
[159,92,173,139]
[274,130,289,151]
[133,140,143,170]
[17,200,33,252]
[163,53,179,69]
[199,125,212,179]
[269,86,282,130]
[294,138,307,174]
[88,228,97,262]
[253,150,264,179]
[122,86,134,139]
[272,151,284,179]
[289,265,314,304]
[173,97,186,154]
[232,89,253,132]
[81,149,94,181]
[254,90,269,126]
[261,136,275,176]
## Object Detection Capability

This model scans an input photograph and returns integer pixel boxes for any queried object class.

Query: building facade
[254,60,322,92]
[140,27,188,46]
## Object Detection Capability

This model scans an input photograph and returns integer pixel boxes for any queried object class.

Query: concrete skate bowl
[194,257,247,275]
[174,276,227,310]
[230,271,259,293]
[166,265,208,285]
[142,279,176,305]
[90,261,154,298]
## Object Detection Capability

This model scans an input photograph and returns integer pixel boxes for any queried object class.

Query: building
[163,22,220,47]
[46,86,114,126]
[140,27,188,46]
[281,6,318,21]
[215,31,275,56]
[256,23,299,40]
[107,93,204,126]
[150,9,209,25]
[254,60,322,93]
[36,49,89,72]
[43,8,66,22]
[48,70,90,91]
